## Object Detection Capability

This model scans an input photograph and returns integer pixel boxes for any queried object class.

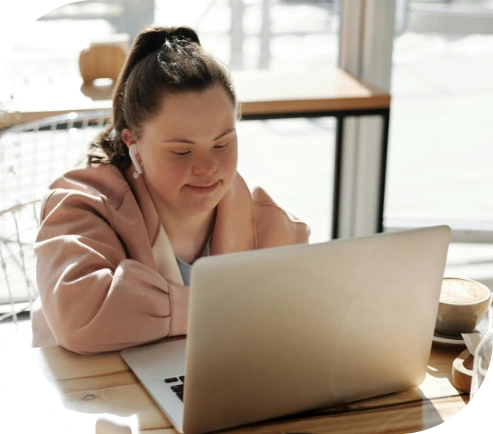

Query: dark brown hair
[87,26,239,169]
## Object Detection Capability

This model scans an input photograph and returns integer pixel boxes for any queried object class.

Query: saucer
[432,330,466,346]
[432,315,489,346]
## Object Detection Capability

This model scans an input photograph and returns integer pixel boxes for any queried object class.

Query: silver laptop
[121,226,451,434]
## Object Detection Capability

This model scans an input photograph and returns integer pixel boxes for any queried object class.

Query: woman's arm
[35,189,188,354]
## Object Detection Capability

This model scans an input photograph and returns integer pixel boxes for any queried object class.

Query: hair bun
[139,27,170,53]
[170,27,201,45]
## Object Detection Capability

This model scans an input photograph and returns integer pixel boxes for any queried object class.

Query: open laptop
[121,225,451,434]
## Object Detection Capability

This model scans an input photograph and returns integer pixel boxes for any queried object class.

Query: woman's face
[127,85,238,217]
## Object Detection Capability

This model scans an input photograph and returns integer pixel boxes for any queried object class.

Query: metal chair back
[0,110,110,325]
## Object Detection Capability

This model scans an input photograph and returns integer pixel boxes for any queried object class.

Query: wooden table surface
[0,68,390,128]
[0,342,468,434]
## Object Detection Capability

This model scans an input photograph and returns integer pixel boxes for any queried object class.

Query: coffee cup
[435,277,491,336]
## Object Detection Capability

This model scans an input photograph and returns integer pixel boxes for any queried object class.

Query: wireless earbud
[129,144,143,178]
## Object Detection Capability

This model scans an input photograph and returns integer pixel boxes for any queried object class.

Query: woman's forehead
[135,89,235,144]
[163,84,231,108]
[144,86,236,136]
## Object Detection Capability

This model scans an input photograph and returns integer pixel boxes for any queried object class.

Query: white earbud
[129,144,143,178]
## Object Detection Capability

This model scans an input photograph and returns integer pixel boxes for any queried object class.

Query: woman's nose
[192,153,217,176]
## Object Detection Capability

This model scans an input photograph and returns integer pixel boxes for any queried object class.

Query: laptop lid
[182,226,451,433]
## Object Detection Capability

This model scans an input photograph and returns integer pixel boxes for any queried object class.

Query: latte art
[435,277,492,336]
[440,278,490,305]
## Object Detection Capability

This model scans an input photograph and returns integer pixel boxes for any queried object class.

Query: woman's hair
[87,26,239,169]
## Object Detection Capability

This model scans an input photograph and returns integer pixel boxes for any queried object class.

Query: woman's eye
[173,151,191,156]
[214,143,228,150]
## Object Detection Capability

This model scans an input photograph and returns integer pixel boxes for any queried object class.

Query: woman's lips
[185,181,220,194]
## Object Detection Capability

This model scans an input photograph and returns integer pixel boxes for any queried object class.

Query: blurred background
[1,0,492,347]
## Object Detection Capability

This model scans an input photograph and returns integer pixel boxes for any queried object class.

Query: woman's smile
[184,180,220,194]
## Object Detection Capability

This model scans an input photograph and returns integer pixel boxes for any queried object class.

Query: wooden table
[0,68,390,238]
[0,342,470,434]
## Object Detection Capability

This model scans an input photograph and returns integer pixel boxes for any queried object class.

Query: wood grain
[0,343,466,434]
[452,349,474,394]
[223,396,467,434]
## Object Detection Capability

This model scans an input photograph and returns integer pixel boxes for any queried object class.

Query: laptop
[121,225,451,434]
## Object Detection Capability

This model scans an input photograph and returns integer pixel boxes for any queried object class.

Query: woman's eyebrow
[161,128,235,144]
[212,128,235,141]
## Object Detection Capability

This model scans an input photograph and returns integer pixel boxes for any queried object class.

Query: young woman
[32,26,310,354]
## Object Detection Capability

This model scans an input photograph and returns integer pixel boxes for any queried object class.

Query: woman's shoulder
[47,164,130,209]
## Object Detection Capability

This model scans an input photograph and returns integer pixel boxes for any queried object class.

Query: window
[387,0,493,285]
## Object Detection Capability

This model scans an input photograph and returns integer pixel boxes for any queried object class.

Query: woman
[32,26,310,354]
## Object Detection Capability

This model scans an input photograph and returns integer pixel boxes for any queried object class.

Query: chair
[0,110,111,327]
[0,200,41,324]
[79,40,127,86]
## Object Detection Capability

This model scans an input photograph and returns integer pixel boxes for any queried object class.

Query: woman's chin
[182,197,220,216]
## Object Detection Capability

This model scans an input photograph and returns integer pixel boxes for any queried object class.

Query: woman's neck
[160,207,216,264]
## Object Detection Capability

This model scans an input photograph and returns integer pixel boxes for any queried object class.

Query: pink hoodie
[32,164,310,354]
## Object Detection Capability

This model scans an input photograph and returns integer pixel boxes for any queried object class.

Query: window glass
[161,0,340,71]
[387,0,493,283]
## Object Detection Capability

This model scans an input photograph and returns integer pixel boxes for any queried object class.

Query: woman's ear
[122,129,136,149]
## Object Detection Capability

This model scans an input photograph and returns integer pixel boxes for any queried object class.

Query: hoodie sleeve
[34,189,188,354]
